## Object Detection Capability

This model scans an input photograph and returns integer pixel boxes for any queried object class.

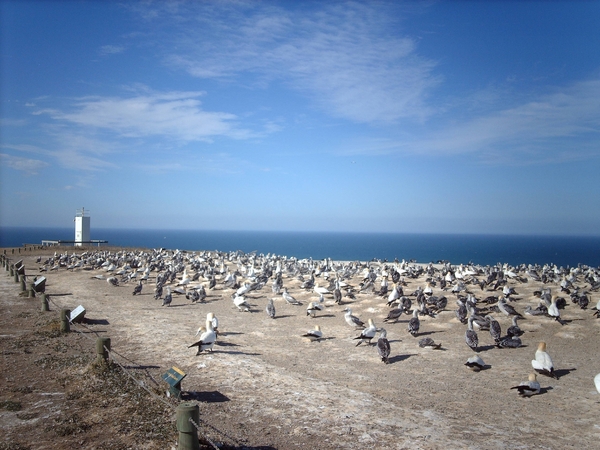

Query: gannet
[188,317,216,354]
[496,336,522,348]
[465,317,479,351]
[162,287,172,307]
[506,316,524,337]
[306,299,324,318]
[383,306,403,323]
[548,295,568,325]
[314,283,330,295]
[511,373,541,397]
[354,318,377,346]
[531,342,557,379]
[107,276,119,287]
[377,328,391,363]
[595,373,600,393]
[132,280,142,295]
[282,288,301,305]
[344,308,365,329]
[418,337,442,350]
[488,315,502,343]
[465,355,486,371]
[592,298,600,318]
[232,294,250,312]
[266,298,276,318]
[207,312,218,336]
[498,297,523,318]
[302,325,323,342]
[408,309,420,336]
[333,285,342,305]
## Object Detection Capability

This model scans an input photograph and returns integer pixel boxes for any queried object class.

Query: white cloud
[37,90,255,142]
[157,2,440,124]
[0,153,48,175]
[99,45,125,55]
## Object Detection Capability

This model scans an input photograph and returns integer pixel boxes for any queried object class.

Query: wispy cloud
[36,90,256,142]
[151,2,439,124]
[0,153,48,175]
[99,44,125,55]
[345,77,600,164]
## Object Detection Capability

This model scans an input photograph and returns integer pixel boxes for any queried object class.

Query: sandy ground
[2,246,600,449]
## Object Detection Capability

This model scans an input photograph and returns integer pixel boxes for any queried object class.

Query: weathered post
[60,309,71,333]
[96,337,111,363]
[176,402,200,450]
[40,293,49,311]
[19,275,26,293]
[27,282,35,298]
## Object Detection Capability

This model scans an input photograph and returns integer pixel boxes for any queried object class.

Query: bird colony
[34,247,600,448]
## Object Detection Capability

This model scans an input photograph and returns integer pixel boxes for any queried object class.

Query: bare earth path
[1,246,599,449]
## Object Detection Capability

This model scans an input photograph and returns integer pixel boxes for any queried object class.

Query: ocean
[1,227,599,268]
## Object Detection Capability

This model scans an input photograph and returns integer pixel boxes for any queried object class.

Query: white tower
[74,207,90,246]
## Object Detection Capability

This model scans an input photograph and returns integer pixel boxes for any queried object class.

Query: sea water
[1,227,599,268]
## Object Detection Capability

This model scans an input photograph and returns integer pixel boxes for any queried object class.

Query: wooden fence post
[60,309,71,333]
[40,293,49,311]
[96,337,111,363]
[176,402,200,450]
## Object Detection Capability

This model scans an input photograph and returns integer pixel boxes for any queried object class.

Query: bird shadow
[271,314,295,319]
[49,292,73,297]
[476,345,497,353]
[83,318,109,326]
[539,386,554,395]
[388,353,417,364]
[218,331,244,336]
[181,390,230,403]
[314,313,337,319]
[414,331,439,337]
[554,368,576,379]
[218,350,262,356]
[214,341,240,347]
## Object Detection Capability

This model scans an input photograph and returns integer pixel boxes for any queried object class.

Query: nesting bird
[302,325,323,342]
[418,337,442,350]
[306,298,324,318]
[354,318,377,346]
[511,373,541,397]
[531,342,557,379]
[465,355,487,371]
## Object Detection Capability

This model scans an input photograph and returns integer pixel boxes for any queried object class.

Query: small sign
[34,276,46,293]
[70,305,86,323]
[162,366,186,399]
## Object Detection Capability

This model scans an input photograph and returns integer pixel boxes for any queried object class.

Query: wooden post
[19,275,26,292]
[27,282,35,298]
[41,293,49,311]
[96,337,111,363]
[176,402,200,450]
[60,309,71,333]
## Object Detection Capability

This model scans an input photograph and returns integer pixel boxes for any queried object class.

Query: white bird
[548,295,567,325]
[531,341,557,379]
[233,294,250,312]
[266,298,276,319]
[511,373,541,397]
[354,318,377,346]
[465,355,487,371]
[306,300,324,318]
[377,328,391,364]
[282,287,301,305]
[302,325,323,342]
[314,283,330,295]
[343,308,365,328]
[595,373,600,394]
[188,317,216,354]
[207,312,218,336]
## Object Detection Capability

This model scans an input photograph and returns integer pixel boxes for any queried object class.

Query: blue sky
[1,1,599,235]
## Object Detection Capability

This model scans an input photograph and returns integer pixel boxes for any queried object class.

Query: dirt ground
[1,246,599,450]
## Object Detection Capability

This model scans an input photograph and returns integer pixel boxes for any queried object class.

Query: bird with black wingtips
[506,315,524,337]
[511,373,541,397]
[496,335,522,348]
[282,287,301,305]
[419,337,442,350]
[465,355,487,371]
[377,328,391,363]
[487,315,502,344]
[531,341,557,379]
[497,296,523,318]
[344,308,365,329]
[302,325,323,342]
[189,315,216,355]
[354,318,377,346]
[132,280,142,295]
